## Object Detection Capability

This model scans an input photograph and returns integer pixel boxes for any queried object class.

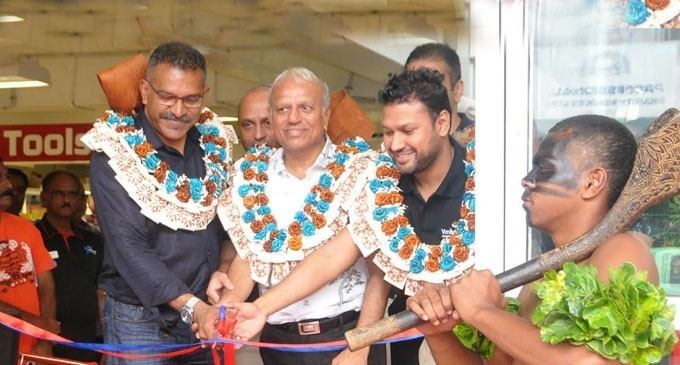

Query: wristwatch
[180,296,200,324]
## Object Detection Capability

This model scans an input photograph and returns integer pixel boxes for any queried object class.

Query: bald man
[237,86,279,149]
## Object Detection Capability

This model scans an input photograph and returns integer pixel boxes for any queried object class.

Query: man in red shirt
[0,156,58,363]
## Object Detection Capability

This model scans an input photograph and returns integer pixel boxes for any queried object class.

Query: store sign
[535,42,678,123]
[0,124,92,163]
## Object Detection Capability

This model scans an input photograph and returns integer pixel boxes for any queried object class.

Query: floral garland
[370,130,475,276]
[625,0,679,26]
[237,137,371,253]
[104,110,230,207]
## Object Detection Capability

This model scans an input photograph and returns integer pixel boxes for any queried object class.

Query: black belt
[268,310,359,336]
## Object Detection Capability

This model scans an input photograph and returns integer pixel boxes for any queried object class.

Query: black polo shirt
[399,139,467,245]
[34,217,103,341]
[90,111,226,331]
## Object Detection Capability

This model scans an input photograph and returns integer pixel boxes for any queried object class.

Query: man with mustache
[406,115,658,364]
[35,171,103,362]
[0,156,58,363]
[86,42,230,364]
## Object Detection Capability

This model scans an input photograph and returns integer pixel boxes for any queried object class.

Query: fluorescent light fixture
[0,15,24,23]
[0,59,51,89]
[218,116,238,123]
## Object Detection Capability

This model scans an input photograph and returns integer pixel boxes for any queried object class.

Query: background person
[35,170,104,362]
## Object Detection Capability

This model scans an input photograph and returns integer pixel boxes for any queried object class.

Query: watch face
[180,308,192,324]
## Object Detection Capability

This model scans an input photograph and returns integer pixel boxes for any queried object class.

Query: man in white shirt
[202,67,386,365]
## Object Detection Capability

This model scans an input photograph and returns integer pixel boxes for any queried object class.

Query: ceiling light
[0,59,51,89]
[0,15,24,23]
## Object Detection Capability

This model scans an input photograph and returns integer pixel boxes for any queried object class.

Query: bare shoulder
[588,231,658,284]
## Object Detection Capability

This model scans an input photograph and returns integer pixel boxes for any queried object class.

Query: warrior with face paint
[407,115,660,365]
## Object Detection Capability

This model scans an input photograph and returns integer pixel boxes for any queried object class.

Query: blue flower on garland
[389,238,400,252]
[242,210,255,223]
[463,231,475,246]
[238,185,251,197]
[294,211,308,222]
[240,160,252,172]
[373,207,389,222]
[319,174,333,189]
[369,179,382,193]
[255,230,266,241]
[335,153,350,164]
[302,221,316,236]
[144,154,160,170]
[124,135,143,146]
[378,154,394,163]
[189,178,203,202]
[415,248,426,260]
[442,243,452,254]
[258,206,271,215]
[397,226,411,240]
[265,223,277,234]
[316,200,330,213]
[255,161,267,173]
[272,239,283,252]
[165,171,179,193]
[440,256,455,272]
[409,259,424,274]
[625,0,650,25]
[304,193,317,205]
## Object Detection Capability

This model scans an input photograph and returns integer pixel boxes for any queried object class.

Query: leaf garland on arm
[532,262,677,365]
[453,297,521,359]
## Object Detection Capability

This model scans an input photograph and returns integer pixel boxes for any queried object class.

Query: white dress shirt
[262,137,368,324]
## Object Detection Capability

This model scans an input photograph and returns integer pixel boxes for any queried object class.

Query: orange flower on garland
[243,196,257,209]
[453,245,469,262]
[288,236,302,251]
[250,220,264,233]
[312,214,326,229]
[426,259,440,272]
[243,169,256,180]
[382,220,398,235]
[399,245,414,260]
[405,234,420,248]
[134,142,153,157]
[288,221,302,236]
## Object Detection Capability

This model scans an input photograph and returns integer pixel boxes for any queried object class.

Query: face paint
[523,129,579,191]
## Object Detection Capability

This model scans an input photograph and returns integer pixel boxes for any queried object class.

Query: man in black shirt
[35,170,103,362]
[87,42,229,364]
[381,64,469,364]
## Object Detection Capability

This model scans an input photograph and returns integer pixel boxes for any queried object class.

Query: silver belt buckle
[297,320,321,335]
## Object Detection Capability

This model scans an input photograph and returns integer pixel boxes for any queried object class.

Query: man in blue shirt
[89,42,228,364]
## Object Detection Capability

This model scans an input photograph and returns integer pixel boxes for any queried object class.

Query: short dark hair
[378,69,451,123]
[7,168,28,187]
[549,115,637,208]
[41,170,83,194]
[405,43,461,88]
[147,42,206,79]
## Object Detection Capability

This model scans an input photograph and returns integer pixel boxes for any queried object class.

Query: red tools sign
[0,124,92,163]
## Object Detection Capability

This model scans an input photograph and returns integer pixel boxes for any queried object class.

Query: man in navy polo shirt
[35,170,104,362]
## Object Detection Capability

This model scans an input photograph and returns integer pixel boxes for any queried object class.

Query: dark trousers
[388,294,423,365]
[0,324,19,365]
[259,313,386,365]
